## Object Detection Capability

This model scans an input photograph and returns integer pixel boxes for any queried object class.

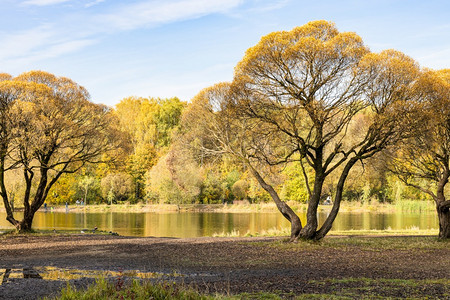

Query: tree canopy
[390,69,450,238]
[0,71,120,231]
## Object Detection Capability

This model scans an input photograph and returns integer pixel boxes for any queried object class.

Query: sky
[1,0,449,107]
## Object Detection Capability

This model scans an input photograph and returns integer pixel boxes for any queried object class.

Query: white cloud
[0,26,54,60]
[22,0,71,6]
[249,0,290,13]
[416,48,450,69]
[2,0,251,86]
[98,0,244,31]
[1,0,247,73]
[0,25,96,70]
[39,39,96,59]
[85,0,105,8]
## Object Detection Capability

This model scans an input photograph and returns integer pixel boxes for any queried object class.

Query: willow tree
[0,71,118,232]
[391,69,450,238]
[185,21,422,240]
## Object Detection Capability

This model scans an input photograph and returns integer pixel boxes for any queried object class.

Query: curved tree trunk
[0,157,19,228]
[248,165,302,241]
[435,172,450,239]
[1,186,19,229]
[315,158,358,240]
[300,175,324,240]
[299,146,324,240]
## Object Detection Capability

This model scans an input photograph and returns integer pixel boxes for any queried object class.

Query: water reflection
[0,267,162,285]
[0,268,42,285]
[0,210,438,237]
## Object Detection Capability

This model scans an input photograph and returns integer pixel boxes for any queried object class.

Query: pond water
[0,210,438,237]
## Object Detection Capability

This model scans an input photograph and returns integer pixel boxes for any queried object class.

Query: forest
[0,90,428,207]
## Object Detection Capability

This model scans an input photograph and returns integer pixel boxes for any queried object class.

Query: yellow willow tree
[390,69,450,238]
[185,21,423,241]
[0,71,119,232]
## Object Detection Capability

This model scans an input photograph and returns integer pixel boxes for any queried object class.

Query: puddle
[0,267,165,285]
[1,268,41,284]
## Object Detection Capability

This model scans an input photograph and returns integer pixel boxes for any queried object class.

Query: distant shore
[0,199,436,214]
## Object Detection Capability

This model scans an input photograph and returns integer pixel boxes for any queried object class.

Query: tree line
[1,20,449,239]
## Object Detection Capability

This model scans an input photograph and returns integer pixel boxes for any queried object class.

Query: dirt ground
[0,234,449,299]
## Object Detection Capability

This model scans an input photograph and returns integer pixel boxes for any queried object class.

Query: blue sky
[1,0,449,106]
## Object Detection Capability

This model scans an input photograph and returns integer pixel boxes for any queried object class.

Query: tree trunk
[437,201,450,239]
[248,165,302,241]
[6,205,34,233]
[5,168,50,233]
[315,158,358,240]
[300,147,325,240]
[0,157,18,228]
[300,174,325,239]
[435,171,449,239]
[6,215,19,229]
[1,165,20,229]
[17,212,34,233]
[84,186,88,205]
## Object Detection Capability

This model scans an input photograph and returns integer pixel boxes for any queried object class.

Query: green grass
[48,277,289,300]
[47,276,450,300]
[394,199,435,212]
[250,235,449,252]
[47,277,361,300]
[47,277,222,300]
[329,226,438,236]
[307,277,450,299]
[323,235,449,250]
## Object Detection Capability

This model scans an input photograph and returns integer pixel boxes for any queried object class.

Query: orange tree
[390,69,450,238]
[184,21,422,240]
[0,71,120,232]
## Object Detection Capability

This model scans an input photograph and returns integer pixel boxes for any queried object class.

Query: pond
[0,210,438,237]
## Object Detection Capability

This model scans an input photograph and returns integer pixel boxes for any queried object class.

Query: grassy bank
[48,278,219,300]
[212,226,439,238]
[1,199,434,214]
[50,277,450,300]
